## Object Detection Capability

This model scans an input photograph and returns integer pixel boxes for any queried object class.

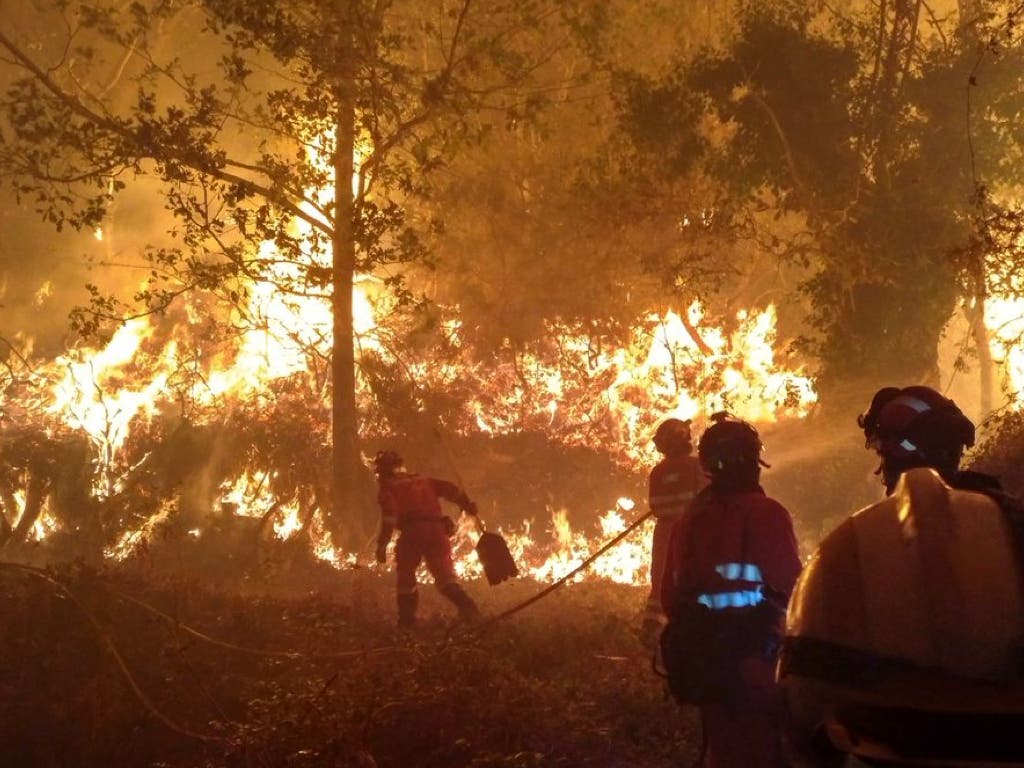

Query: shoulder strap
[739,495,750,566]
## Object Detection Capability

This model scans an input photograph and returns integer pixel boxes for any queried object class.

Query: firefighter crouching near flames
[642,417,707,645]
[779,385,1024,766]
[661,412,802,768]
[373,450,481,628]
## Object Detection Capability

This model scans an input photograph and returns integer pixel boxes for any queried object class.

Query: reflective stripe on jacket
[661,486,801,617]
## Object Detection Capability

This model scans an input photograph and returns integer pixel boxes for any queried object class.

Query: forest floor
[0,548,699,768]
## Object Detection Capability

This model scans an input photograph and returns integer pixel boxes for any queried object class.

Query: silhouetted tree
[0,0,579,540]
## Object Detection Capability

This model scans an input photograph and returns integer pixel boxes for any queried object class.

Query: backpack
[657,596,783,705]
[655,494,785,705]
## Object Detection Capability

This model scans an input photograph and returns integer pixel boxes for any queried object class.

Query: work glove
[375,544,388,564]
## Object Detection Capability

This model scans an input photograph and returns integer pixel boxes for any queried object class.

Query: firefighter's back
[780,467,1024,766]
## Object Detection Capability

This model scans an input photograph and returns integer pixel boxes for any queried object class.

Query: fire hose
[0,561,228,743]
[2,501,655,660]
[430,425,656,623]
[478,507,654,625]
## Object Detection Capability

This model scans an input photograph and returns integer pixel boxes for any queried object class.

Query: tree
[0,0,575,541]
[423,0,755,357]
[611,1,1024,411]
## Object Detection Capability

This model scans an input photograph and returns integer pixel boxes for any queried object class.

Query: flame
[985,296,1024,403]
[5,125,818,579]
[440,497,654,586]
[14,288,814,578]
[34,281,53,305]
[4,490,60,543]
[104,500,173,560]
[273,503,304,540]
[435,300,815,468]
[36,319,176,498]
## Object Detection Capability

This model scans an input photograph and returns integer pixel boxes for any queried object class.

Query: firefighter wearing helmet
[642,417,707,643]
[373,449,481,628]
[779,385,1024,766]
[661,412,802,768]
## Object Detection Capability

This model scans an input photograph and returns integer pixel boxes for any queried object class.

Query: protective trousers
[439,582,479,621]
[645,516,679,620]
[394,519,477,624]
[701,657,788,768]
[395,520,457,594]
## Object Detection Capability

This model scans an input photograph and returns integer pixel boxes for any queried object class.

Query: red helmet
[857,386,974,463]
[653,418,692,455]
[373,449,404,477]
[697,411,763,474]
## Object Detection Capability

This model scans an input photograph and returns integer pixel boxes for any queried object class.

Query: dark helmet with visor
[857,386,975,465]
[697,411,764,474]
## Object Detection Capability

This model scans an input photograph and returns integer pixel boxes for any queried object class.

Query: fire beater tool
[433,427,519,586]
[473,517,520,586]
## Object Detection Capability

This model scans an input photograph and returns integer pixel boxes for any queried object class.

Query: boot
[439,582,480,622]
[397,591,418,628]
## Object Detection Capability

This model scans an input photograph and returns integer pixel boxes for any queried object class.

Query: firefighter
[856,384,979,495]
[373,449,480,628]
[779,385,1024,766]
[662,412,802,768]
[642,417,707,645]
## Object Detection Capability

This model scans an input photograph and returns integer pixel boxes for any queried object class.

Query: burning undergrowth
[0,280,818,582]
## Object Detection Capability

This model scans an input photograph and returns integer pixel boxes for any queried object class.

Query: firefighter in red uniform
[373,450,480,628]
[642,417,707,644]
[662,412,802,768]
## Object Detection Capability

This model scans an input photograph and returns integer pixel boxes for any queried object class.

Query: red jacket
[661,487,801,615]
[378,473,469,529]
[649,454,706,519]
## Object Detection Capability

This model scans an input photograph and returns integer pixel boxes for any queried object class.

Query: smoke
[0,194,96,355]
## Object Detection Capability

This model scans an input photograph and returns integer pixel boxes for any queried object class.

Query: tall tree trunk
[332,0,361,544]
[0,476,21,548]
[969,296,995,418]
[0,482,13,547]
[958,0,979,29]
